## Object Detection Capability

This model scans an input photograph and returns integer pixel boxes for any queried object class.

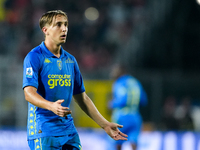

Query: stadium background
[1,0,200,149]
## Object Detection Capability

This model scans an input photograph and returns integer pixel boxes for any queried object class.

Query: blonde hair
[39,10,68,29]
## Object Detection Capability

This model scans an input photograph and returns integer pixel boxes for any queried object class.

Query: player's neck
[44,41,61,58]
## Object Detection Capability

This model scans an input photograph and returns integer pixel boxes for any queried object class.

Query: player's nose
[61,25,67,32]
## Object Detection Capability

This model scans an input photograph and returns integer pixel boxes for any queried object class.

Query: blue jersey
[110,75,147,124]
[22,42,85,140]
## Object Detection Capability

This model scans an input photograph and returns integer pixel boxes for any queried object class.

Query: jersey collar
[40,41,65,58]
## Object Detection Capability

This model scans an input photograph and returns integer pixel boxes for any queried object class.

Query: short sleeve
[73,59,85,95]
[22,51,41,89]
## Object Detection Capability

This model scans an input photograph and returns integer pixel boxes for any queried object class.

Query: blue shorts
[28,133,82,150]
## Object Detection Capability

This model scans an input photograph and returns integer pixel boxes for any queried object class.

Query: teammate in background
[22,10,127,150]
[109,64,148,150]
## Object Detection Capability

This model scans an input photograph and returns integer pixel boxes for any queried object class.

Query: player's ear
[42,26,49,36]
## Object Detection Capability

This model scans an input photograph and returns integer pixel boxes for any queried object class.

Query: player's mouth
[61,34,67,39]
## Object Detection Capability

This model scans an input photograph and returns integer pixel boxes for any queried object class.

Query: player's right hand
[50,99,72,117]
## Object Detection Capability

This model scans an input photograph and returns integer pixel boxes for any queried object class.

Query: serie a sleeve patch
[26,67,33,78]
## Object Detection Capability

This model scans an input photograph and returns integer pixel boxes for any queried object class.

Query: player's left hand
[103,122,128,141]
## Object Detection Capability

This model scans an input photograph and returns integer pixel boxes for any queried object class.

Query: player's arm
[73,92,128,141]
[24,86,71,117]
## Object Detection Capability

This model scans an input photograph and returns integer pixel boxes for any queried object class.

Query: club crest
[57,60,62,70]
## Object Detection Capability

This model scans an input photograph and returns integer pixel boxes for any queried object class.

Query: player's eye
[57,23,61,27]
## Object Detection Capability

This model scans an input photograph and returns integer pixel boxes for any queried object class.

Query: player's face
[45,15,68,45]
[110,65,121,80]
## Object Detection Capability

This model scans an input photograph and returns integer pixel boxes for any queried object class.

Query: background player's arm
[24,86,71,117]
[73,92,128,141]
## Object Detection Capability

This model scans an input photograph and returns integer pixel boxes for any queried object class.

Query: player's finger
[60,106,70,110]
[65,109,72,114]
[58,110,71,116]
[64,110,72,116]
[114,134,128,141]
[118,136,128,141]
[117,124,123,128]
[57,111,65,117]
[59,107,71,114]
[56,99,65,104]
[119,131,128,137]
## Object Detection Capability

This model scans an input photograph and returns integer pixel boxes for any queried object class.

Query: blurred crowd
[0,0,147,73]
[160,95,200,132]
